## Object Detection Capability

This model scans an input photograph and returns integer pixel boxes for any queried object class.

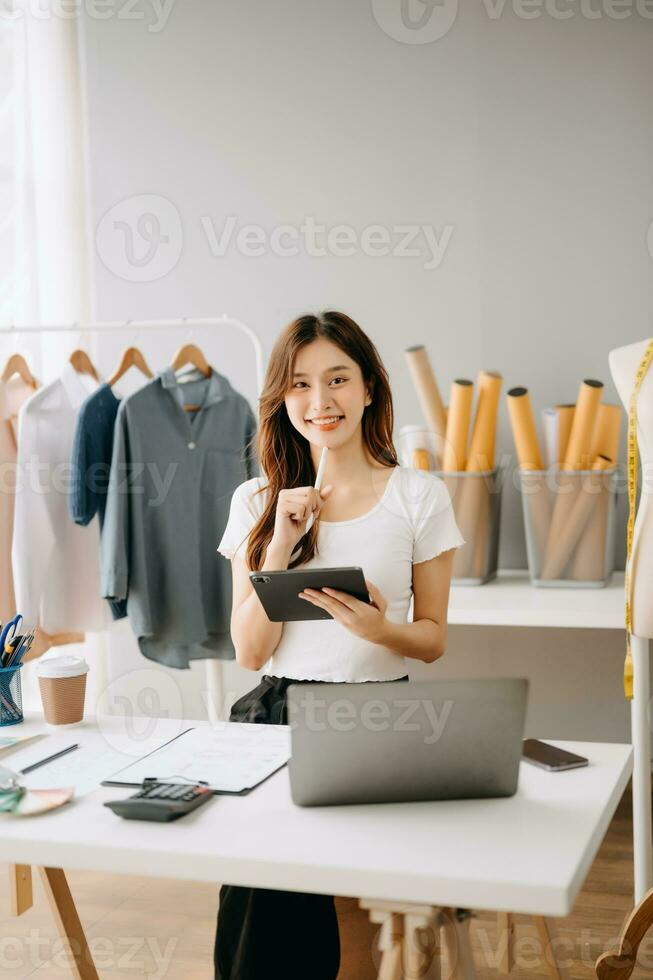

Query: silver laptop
[287,678,528,806]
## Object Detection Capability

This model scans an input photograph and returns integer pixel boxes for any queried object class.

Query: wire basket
[519,468,618,587]
[0,665,23,726]
[434,468,504,585]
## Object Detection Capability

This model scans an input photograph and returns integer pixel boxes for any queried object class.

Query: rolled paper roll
[404,346,447,464]
[444,473,478,579]
[569,405,621,581]
[454,371,502,576]
[443,379,473,472]
[506,387,543,470]
[543,383,603,569]
[590,403,622,462]
[471,480,491,580]
[411,448,431,471]
[541,455,613,581]
[562,380,604,470]
[467,371,502,472]
[520,469,551,572]
[541,409,557,470]
[555,405,575,466]
[569,478,611,582]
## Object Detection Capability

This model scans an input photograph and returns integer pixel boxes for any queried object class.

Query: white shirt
[12,363,110,633]
[217,465,465,682]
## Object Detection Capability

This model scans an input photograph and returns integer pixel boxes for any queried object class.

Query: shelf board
[448,570,625,630]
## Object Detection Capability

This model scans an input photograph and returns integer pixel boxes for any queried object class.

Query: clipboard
[101,724,290,796]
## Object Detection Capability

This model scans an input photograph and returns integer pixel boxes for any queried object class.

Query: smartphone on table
[522,739,589,771]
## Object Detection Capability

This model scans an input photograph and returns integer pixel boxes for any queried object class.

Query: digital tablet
[249,566,370,622]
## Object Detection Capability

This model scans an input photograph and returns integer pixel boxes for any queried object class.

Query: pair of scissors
[0,615,22,655]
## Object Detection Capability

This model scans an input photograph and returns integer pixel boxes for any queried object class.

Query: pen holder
[519,467,618,587]
[0,665,23,727]
[434,468,504,585]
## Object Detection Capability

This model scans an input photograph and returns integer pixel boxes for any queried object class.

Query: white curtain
[1,2,108,713]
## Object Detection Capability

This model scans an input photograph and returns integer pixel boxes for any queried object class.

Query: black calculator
[104,781,213,822]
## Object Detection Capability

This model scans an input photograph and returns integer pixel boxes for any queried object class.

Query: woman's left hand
[298,579,389,644]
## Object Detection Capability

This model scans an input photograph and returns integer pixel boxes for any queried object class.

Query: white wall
[77,0,653,737]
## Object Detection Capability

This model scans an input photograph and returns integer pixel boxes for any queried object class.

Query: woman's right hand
[271,484,334,554]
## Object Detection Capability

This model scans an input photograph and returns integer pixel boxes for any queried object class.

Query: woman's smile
[306,415,345,431]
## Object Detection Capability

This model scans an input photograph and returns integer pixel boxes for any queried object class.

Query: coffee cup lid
[36,655,89,679]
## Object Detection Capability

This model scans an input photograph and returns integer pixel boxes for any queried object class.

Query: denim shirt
[101,368,259,668]
[69,382,127,620]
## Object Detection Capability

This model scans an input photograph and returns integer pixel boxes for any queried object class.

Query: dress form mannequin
[609,339,653,901]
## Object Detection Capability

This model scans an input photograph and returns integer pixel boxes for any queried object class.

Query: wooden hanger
[107,347,154,387]
[170,344,211,412]
[69,349,99,381]
[1,353,38,390]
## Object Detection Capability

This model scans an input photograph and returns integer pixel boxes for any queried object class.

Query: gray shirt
[101,368,258,668]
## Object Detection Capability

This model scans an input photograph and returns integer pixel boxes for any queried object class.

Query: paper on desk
[104,723,291,793]
[6,731,172,798]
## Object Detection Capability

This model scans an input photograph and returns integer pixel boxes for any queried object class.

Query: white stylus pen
[305,445,328,534]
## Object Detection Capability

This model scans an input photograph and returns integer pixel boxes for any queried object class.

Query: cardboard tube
[411,449,431,471]
[453,372,502,576]
[543,381,604,571]
[444,473,480,580]
[562,379,604,470]
[471,481,492,580]
[569,478,611,582]
[443,379,473,472]
[520,470,551,572]
[507,388,548,572]
[555,405,575,466]
[506,387,543,470]
[590,403,622,462]
[569,405,621,581]
[541,455,613,580]
[404,346,447,463]
[467,371,502,472]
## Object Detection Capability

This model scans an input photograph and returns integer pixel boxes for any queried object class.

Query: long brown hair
[244,310,398,570]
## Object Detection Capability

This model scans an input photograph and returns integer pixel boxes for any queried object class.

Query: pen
[19,743,79,775]
[304,446,328,534]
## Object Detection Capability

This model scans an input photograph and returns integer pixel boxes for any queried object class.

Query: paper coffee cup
[36,655,89,726]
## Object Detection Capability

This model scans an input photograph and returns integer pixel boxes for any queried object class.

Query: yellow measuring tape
[624,339,653,699]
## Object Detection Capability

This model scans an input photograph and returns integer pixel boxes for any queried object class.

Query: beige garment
[0,376,81,659]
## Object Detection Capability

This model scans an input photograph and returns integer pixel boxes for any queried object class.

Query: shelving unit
[449,570,625,630]
[448,569,651,903]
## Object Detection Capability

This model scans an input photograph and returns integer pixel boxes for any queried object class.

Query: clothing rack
[2,315,265,723]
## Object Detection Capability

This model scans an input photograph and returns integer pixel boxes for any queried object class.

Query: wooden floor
[0,784,649,979]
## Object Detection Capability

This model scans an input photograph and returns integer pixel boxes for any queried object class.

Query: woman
[214,310,465,979]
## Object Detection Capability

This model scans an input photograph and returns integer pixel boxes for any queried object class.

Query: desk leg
[9,864,33,915]
[441,909,477,980]
[38,867,98,980]
[533,916,569,980]
[361,900,463,980]
[631,635,652,903]
[496,912,515,975]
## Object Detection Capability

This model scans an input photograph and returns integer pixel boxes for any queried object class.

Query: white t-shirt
[217,465,465,682]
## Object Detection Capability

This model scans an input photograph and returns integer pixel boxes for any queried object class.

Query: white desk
[0,714,633,979]
[448,570,651,906]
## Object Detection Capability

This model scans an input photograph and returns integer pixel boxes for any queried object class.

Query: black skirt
[213,672,408,980]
